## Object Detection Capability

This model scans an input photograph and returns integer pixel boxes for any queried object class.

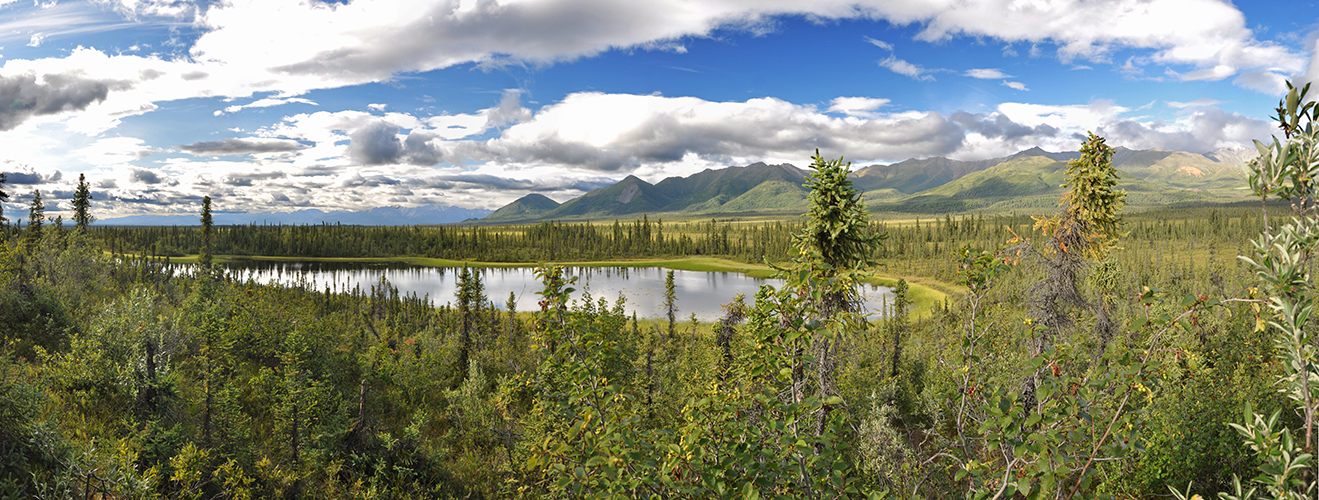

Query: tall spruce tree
[72,173,93,229]
[793,150,884,313]
[199,196,214,268]
[663,269,677,341]
[787,150,885,443]
[0,173,8,229]
[27,190,44,240]
[1021,132,1126,411]
[455,267,485,384]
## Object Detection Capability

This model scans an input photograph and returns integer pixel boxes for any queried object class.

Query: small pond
[217,261,894,322]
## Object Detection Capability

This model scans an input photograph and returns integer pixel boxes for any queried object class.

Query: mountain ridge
[484,145,1260,222]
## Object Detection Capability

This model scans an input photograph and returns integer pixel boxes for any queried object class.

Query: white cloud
[97,0,196,19]
[17,90,1284,217]
[1174,64,1236,81]
[879,55,936,81]
[78,136,159,166]
[965,68,1010,79]
[367,103,388,112]
[826,97,891,118]
[178,0,1307,97]
[1302,36,1319,91]
[987,99,1271,155]
[863,36,893,51]
[1234,70,1290,95]
[215,97,318,116]
[0,0,1301,137]
[0,0,1301,215]
[1002,80,1029,91]
[440,92,968,171]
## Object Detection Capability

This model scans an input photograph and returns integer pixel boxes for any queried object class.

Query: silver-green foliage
[1175,82,1319,500]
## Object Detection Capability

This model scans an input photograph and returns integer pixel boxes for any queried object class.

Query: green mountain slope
[662,162,809,213]
[482,146,1260,222]
[871,150,1245,213]
[485,193,561,221]
[851,156,1002,194]
[546,175,674,218]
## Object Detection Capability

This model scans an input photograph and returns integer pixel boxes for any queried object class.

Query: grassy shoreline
[167,253,954,318]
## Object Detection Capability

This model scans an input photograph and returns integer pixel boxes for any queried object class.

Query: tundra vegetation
[0,84,1315,499]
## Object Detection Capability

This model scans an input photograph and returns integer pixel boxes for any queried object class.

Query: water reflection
[216,261,894,322]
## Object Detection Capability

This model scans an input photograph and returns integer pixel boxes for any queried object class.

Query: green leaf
[743,482,761,500]
[1181,293,1198,308]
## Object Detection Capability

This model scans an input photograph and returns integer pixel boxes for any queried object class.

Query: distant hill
[869,148,1245,212]
[1110,146,1249,191]
[484,146,1260,222]
[97,204,494,226]
[485,162,811,222]
[486,194,561,220]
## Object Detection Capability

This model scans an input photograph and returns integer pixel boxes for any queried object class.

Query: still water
[218,261,894,322]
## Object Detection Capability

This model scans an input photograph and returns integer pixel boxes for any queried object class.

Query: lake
[217,261,894,322]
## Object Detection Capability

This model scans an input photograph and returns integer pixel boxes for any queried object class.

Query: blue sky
[0,0,1315,218]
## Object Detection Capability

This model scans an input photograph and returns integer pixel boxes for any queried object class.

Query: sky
[0,0,1316,219]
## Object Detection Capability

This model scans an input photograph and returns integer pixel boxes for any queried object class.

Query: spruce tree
[1021,132,1126,410]
[72,173,93,229]
[27,190,44,240]
[787,150,885,443]
[0,173,8,229]
[199,196,214,267]
[663,269,677,341]
[455,267,485,384]
[793,149,884,313]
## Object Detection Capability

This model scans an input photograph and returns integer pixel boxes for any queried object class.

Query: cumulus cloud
[826,97,891,118]
[79,136,159,165]
[130,168,162,184]
[1170,64,1237,82]
[178,0,1306,96]
[178,138,308,155]
[434,92,965,170]
[1,167,62,185]
[346,121,405,165]
[0,72,114,131]
[950,111,1059,141]
[1097,107,1274,153]
[344,120,449,166]
[485,90,532,128]
[0,0,1296,144]
[37,88,1286,217]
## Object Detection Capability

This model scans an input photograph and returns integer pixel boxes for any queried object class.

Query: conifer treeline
[90,206,1273,270]
[91,217,806,262]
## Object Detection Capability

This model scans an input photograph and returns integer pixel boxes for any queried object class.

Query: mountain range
[484,145,1257,222]
[97,204,493,226]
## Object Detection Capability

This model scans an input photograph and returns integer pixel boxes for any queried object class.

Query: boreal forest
[3,83,1319,500]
